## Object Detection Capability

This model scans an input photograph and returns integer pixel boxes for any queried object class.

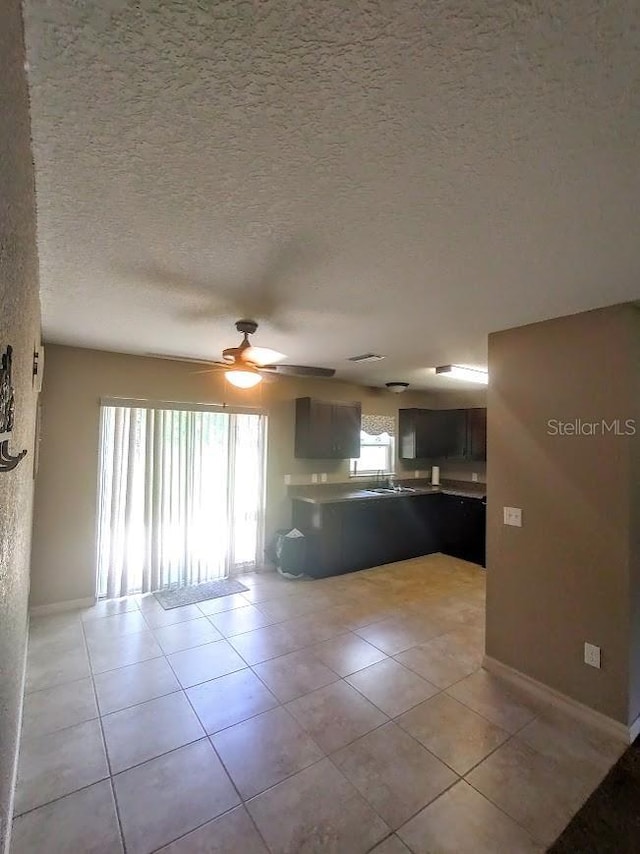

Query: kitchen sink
[362,486,417,494]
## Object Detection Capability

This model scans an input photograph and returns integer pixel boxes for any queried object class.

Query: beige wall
[31,344,485,607]
[486,304,640,726]
[629,323,640,723]
[0,2,41,849]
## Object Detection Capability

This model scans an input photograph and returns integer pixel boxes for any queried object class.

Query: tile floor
[12,554,626,853]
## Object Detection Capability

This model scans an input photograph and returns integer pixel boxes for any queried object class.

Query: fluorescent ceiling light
[225,368,262,388]
[435,365,488,384]
[348,353,386,363]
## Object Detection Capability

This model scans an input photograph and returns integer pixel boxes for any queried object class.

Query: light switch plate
[284,474,291,485]
[503,507,522,527]
[320,473,328,483]
[311,474,318,484]
[584,642,601,668]
[472,473,479,482]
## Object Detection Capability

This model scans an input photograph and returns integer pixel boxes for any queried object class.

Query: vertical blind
[96,402,266,599]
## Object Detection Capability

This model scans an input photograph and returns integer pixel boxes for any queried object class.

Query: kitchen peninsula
[291,480,486,577]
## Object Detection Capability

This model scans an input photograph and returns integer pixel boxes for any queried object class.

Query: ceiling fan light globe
[225,368,262,389]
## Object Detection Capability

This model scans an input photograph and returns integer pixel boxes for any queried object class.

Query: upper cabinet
[466,407,487,461]
[294,397,362,459]
[399,407,486,461]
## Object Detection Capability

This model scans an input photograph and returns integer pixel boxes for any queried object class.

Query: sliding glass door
[96,402,266,599]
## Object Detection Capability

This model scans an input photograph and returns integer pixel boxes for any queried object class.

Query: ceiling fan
[166,320,336,388]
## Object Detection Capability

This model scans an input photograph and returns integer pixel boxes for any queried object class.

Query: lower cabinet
[291,492,485,578]
[439,494,487,566]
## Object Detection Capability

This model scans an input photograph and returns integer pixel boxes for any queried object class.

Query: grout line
[162,650,274,852]
[19,565,491,848]
[441,683,546,738]
[145,803,259,854]
[12,776,113,821]
[81,613,129,854]
[463,767,549,847]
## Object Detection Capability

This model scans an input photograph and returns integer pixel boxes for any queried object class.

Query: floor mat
[153,578,249,609]
[548,735,640,853]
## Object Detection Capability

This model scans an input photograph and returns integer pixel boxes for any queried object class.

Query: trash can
[274,528,308,578]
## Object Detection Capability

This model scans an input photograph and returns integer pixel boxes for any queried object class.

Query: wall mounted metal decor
[0,345,28,472]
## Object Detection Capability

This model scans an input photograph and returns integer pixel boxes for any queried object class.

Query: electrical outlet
[503,506,522,527]
[472,472,479,482]
[584,642,601,669]
[311,473,318,484]
[284,474,291,485]
[414,470,420,478]
[320,473,328,483]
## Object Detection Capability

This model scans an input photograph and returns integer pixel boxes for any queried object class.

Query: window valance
[361,414,396,436]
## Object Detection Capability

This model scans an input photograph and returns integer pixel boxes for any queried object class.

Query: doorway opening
[96,400,266,599]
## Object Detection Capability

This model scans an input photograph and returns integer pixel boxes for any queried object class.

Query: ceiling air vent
[347,353,386,363]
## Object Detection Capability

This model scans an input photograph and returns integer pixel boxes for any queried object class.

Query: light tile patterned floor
[12,555,626,853]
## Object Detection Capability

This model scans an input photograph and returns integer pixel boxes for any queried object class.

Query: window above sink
[350,414,396,478]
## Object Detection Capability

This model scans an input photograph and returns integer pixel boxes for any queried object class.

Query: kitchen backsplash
[283,460,486,488]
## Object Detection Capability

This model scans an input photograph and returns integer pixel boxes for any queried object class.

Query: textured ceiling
[23,0,640,388]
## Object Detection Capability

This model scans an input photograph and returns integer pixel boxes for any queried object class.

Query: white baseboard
[29,596,96,617]
[629,713,640,742]
[483,655,632,744]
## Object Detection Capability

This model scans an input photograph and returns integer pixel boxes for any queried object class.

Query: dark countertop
[289,479,486,505]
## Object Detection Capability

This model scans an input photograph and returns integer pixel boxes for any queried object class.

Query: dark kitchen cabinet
[291,500,343,577]
[399,407,486,461]
[291,492,448,577]
[440,494,486,566]
[341,502,387,572]
[447,409,469,458]
[291,490,486,578]
[400,409,448,458]
[294,398,361,459]
[467,407,487,461]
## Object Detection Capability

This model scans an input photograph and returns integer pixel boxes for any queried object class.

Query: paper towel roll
[431,465,440,486]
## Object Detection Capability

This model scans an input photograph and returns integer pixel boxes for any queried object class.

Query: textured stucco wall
[31,344,485,607]
[0,1,41,849]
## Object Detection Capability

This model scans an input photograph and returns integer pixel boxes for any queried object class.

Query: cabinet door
[309,400,334,457]
[410,493,442,555]
[440,495,486,566]
[439,494,466,558]
[466,498,486,566]
[375,498,413,563]
[332,402,361,459]
[294,398,361,459]
[445,409,468,458]
[399,409,418,459]
[314,505,344,576]
[294,398,333,458]
[415,410,452,458]
[340,502,385,572]
[467,408,487,461]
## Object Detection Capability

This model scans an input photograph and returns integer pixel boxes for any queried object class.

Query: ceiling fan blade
[260,364,336,378]
[243,346,287,366]
[191,366,229,375]
[146,352,221,365]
